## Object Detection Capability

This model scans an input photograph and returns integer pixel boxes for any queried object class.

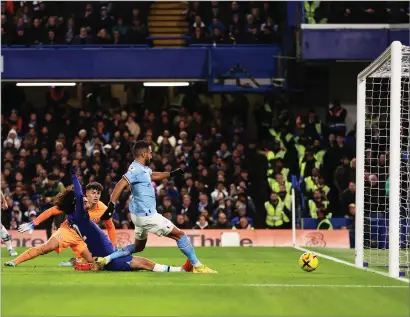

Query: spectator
[175,214,191,229]
[64,17,75,44]
[208,17,226,34]
[13,24,28,45]
[193,214,210,230]
[190,27,209,44]
[340,182,356,218]
[73,27,93,44]
[212,212,231,229]
[112,17,128,37]
[44,30,59,44]
[97,6,114,32]
[211,182,228,204]
[231,204,253,227]
[317,206,333,230]
[128,18,147,44]
[334,156,354,193]
[233,216,254,230]
[30,18,44,44]
[180,194,197,225]
[157,196,177,221]
[197,193,209,213]
[192,15,206,34]
[308,189,330,219]
[327,99,348,136]
[95,28,111,44]
[264,192,289,229]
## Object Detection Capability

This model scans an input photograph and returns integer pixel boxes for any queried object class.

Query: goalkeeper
[6,170,185,273]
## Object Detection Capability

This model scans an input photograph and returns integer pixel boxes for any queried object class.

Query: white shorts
[130,213,174,240]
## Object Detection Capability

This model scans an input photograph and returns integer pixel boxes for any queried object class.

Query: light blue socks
[176,234,201,267]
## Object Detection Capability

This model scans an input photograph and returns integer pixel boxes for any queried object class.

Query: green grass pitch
[2,247,409,316]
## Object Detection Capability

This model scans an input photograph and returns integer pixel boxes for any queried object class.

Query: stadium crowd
[309,1,410,24]
[187,1,284,44]
[1,80,361,233]
[1,1,151,45]
[1,84,264,234]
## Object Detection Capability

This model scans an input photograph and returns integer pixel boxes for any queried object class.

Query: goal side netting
[356,41,410,279]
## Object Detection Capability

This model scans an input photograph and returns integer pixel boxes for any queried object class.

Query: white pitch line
[19,281,408,289]
[295,246,410,284]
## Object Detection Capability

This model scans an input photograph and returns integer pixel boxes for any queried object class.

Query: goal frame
[356,41,403,278]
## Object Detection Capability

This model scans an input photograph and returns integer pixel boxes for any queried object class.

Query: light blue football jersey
[123,161,157,217]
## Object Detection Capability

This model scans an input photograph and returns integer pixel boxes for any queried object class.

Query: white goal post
[356,41,410,278]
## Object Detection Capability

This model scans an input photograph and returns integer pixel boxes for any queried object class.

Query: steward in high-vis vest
[294,134,309,159]
[267,158,290,181]
[312,138,326,166]
[317,206,333,230]
[303,167,320,194]
[298,110,324,141]
[278,189,292,213]
[311,176,330,199]
[268,173,292,194]
[264,192,290,229]
[304,1,328,24]
[308,190,331,219]
[299,150,321,178]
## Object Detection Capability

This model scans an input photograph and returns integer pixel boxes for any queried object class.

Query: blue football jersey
[123,161,157,217]
[68,174,115,257]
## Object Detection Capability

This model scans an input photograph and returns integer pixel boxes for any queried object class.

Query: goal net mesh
[364,45,410,276]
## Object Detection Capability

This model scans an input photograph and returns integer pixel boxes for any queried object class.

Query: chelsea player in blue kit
[56,170,185,273]
[96,141,217,273]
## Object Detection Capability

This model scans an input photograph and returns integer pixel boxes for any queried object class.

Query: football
[298,252,319,272]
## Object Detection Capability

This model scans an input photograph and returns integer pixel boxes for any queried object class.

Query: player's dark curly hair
[54,186,76,215]
[85,182,103,193]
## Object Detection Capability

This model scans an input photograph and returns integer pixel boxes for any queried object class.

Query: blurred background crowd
[2,1,408,46]
[1,0,408,239]
[1,81,357,236]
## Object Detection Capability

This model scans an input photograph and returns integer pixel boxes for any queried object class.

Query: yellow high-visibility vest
[314,150,326,165]
[295,144,306,159]
[279,193,292,210]
[269,180,292,194]
[317,218,333,230]
[264,201,289,227]
[308,200,331,219]
[304,176,316,193]
[300,161,321,177]
[312,184,330,197]
[267,168,289,180]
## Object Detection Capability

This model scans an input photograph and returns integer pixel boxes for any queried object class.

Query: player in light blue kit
[96,140,216,273]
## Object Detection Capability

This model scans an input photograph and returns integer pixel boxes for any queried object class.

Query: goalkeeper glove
[170,168,184,178]
[101,202,116,220]
[18,222,35,234]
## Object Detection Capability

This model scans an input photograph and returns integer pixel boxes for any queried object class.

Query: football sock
[176,234,202,267]
[105,244,136,264]
[153,264,182,272]
[1,226,13,250]
[14,246,45,265]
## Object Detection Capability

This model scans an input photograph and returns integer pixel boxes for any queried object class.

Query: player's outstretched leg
[169,227,217,274]
[1,224,17,256]
[130,256,184,272]
[96,240,145,266]
[4,237,59,267]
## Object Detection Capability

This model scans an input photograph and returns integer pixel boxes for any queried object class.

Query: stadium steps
[149,2,189,47]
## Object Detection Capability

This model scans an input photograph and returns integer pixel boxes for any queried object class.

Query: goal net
[356,41,410,278]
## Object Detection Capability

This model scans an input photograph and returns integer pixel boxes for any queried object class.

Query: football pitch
[2,247,409,317]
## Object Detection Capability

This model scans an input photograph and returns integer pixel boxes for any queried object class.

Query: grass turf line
[2,247,409,317]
